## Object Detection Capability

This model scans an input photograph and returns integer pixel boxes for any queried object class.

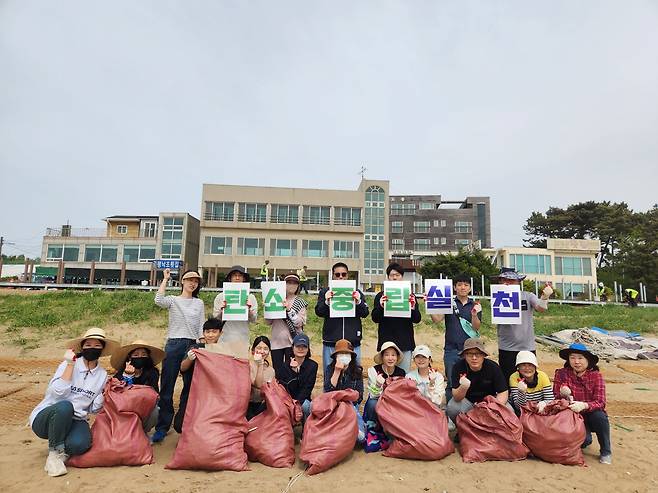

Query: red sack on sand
[244,380,302,468]
[521,399,586,466]
[166,350,251,471]
[68,379,158,467]
[300,389,358,475]
[457,395,529,463]
[376,378,454,460]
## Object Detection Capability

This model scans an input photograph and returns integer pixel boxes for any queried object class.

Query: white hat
[515,350,538,368]
[412,345,432,359]
[67,327,119,357]
[374,341,403,365]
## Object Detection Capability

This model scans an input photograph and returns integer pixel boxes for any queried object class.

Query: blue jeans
[32,401,92,455]
[354,404,366,444]
[443,348,461,402]
[322,343,361,376]
[399,350,412,373]
[584,410,611,456]
[301,399,312,423]
[362,397,379,423]
[156,338,195,434]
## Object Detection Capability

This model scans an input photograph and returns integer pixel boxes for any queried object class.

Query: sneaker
[150,430,166,443]
[599,454,612,465]
[45,451,67,477]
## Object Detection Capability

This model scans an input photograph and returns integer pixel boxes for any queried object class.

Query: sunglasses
[333,272,349,278]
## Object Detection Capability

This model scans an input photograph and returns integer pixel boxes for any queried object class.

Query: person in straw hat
[363,341,406,423]
[29,327,118,477]
[111,340,165,432]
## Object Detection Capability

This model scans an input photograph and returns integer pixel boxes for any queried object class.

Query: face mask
[130,357,149,369]
[80,347,102,361]
[336,354,351,366]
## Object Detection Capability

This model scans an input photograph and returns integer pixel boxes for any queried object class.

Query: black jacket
[315,287,369,347]
[371,291,422,352]
[276,354,318,403]
[114,366,160,393]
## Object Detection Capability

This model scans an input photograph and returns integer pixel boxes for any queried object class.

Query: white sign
[329,280,356,318]
[383,281,411,318]
[262,281,286,320]
[222,282,250,321]
[424,279,454,315]
[490,284,522,325]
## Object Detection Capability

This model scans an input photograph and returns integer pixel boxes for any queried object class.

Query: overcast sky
[1,1,657,258]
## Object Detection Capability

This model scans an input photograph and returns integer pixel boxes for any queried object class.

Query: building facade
[199,179,389,288]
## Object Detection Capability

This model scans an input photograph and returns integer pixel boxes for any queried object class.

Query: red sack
[299,389,358,475]
[166,350,251,471]
[67,379,158,467]
[521,399,586,465]
[244,380,302,467]
[456,395,529,463]
[376,378,454,460]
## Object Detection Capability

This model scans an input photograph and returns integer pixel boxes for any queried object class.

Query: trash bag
[244,380,302,468]
[67,379,157,467]
[299,389,358,475]
[521,399,586,465]
[376,378,454,460]
[457,395,529,462]
[166,350,251,471]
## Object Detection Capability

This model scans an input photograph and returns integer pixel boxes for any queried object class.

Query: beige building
[199,180,389,288]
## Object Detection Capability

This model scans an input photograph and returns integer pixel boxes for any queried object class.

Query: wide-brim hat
[331,338,356,358]
[110,340,165,369]
[458,337,489,357]
[225,265,250,282]
[559,343,599,368]
[284,273,300,283]
[374,341,403,365]
[492,267,526,282]
[515,350,538,368]
[67,327,119,357]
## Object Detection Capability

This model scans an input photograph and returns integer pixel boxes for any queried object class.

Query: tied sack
[244,380,302,468]
[457,395,529,463]
[300,389,358,475]
[166,350,251,471]
[376,378,454,460]
[68,379,157,467]
[521,399,586,466]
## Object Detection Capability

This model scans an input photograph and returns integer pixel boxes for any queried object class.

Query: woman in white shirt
[405,345,446,408]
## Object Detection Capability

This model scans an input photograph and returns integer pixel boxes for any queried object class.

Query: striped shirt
[155,293,205,340]
[509,370,555,408]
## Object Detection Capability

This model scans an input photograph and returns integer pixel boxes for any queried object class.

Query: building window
[454,221,472,233]
[46,244,63,261]
[419,202,435,210]
[303,240,328,258]
[433,237,439,245]
[391,239,404,249]
[203,237,232,255]
[238,203,266,223]
[161,216,184,259]
[47,244,79,262]
[302,206,330,225]
[365,186,386,275]
[414,239,431,251]
[509,254,552,275]
[433,220,439,227]
[414,221,430,233]
[441,219,446,227]
[334,207,361,226]
[237,237,264,256]
[391,221,403,233]
[391,203,416,215]
[270,239,297,257]
[455,239,470,247]
[84,245,117,262]
[271,204,299,224]
[116,225,128,234]
[366,186,385,204]
[124,245,156,263]
[205,202,234,221]
[441,237,447,245]
[555,256,592,276]
[334,240,359,259]
[140,221,157,238]
[557,282,586,298]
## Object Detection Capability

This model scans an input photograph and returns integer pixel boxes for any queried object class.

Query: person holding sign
[265,273,308,374]
[429,274,482,402]
[315,262,369,375]
[152,269,205,444]
[371,263,421,372]
[213,265,259,347]
[492,267,552,381]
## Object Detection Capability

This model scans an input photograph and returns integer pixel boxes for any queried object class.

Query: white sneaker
[45,451,68,477]
[599,454,612,465]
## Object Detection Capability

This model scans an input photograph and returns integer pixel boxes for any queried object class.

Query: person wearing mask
[275,333,318,423]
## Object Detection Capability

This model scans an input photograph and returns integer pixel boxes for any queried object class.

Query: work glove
[459,374,471,388]
[187,350,197,361]
[517,379,528,393]
[569,401,589,413]
[537,401,548,414]
[375,374,386,387]
[64,349,76,363]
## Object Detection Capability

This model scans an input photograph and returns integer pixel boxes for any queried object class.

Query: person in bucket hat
[363,341,406,424]
[553,343,612,464]
[508,350,554,414]
[29,328,118,477]
[406,345,446,408]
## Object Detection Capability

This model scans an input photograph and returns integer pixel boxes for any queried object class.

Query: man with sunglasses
[315,262,369,374]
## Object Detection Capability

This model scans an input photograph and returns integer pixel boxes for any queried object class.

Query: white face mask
[336,354,352,366]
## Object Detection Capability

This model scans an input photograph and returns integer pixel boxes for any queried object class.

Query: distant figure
[597,282,607,302]
[624,288,639,308]
[297,265,309,294]
[260,259,270,284]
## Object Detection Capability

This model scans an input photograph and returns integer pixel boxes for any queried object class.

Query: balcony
[203,212,234,221]
[333,218,362,227]
[45,227,157,240]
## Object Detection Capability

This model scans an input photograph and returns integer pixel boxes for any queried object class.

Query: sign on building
[153,259,183,270]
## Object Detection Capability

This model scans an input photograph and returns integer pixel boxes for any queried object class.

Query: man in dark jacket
[315,262,369,374]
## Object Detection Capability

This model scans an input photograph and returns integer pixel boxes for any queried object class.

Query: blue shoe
[150,430,166,443]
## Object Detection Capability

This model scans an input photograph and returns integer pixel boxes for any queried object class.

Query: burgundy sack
[166,350,251,471]
[244,380,302,468]
[376,378,454,460]
[456,395,529,463]
[68,379,158,467]
[521,399,586,466]
[299,389,358,475]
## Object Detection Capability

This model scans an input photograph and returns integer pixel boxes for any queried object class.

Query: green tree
[418,249,499,295]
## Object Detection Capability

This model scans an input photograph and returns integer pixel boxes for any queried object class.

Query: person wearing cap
[213,265,259,346]
[429,274,482,403]
[508,351,554,414]
[30,328,118,477]
[492,267,553,381]
[112,340,164,432]
[363,341,407,423]
[324,338,366,444]
[152,268,206,444]
[372,263,422,372]
[446,338,510,423]
[315,262,369,375]
[266,272,309,374]
[406,345,445,408]
[276,333,318,423]
[553,343,612,464]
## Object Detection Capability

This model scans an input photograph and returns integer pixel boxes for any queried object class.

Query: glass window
[391,221,403,233]
[334,240,359,259]
[391,239,404,249]
[390,203,416,215]
[419,202,435,210]
[365,185,385,203]
[116,225,128,234]
[161,242,182,259]
[140,221,157,237]
[205,202,234,221]
[271,204,299,224]
[63,246,79,262]
[204,237,232,255]
[139,246,156,261]
[237,237,264,256]
[302,240,328,257]
[582,258,592,276]
[414,239,431,251]
[335,207,361,226]
[441,219,446,227]
[101,245,117,262]
[238,203,267,222]
[433,220,439,227]
[441,237,447,245]
[454,221,472,233]
[455,239,470,246]
[414,221,430,233]
[123,246,140,263]
[46,244,63,261]
[303,206,330,225]
[433,237,439,245]
[270,239,297,256]
[84,245,101,262]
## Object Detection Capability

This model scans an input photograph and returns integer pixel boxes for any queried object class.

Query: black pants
[300,281,309,294]
[270,348,289,376]
[498,349,536,382]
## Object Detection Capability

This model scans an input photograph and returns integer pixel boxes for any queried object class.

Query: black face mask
[130,357,149,369]
[80,347,103,361]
